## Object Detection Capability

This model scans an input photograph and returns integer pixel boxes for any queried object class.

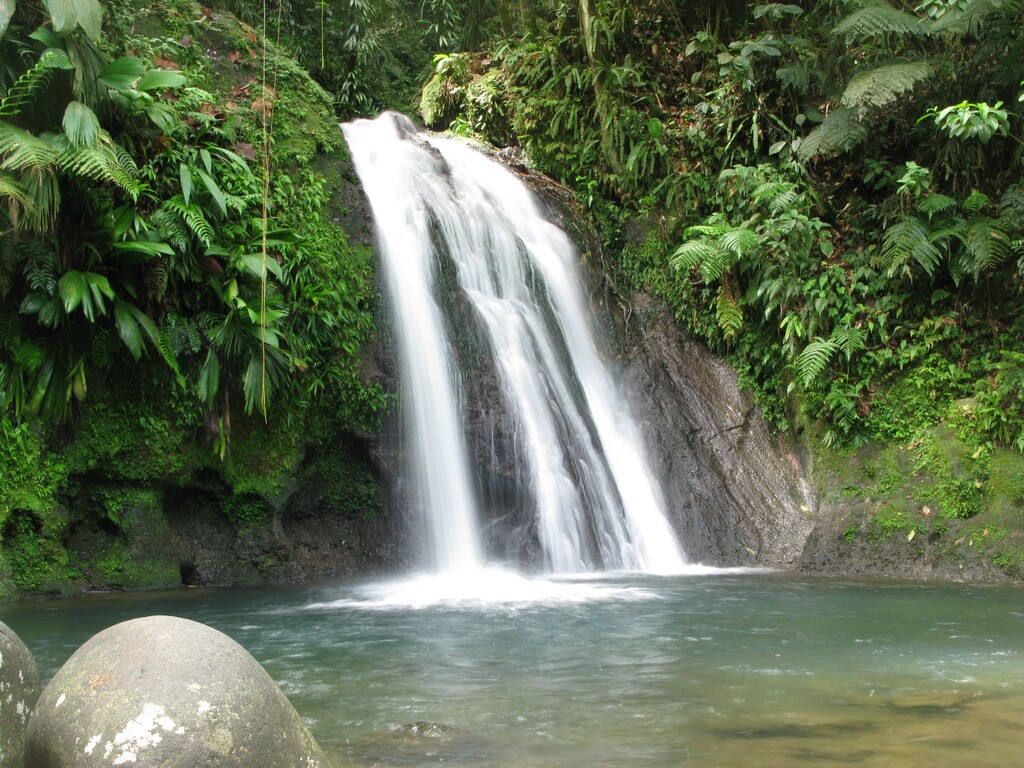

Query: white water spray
[343,113,685,577]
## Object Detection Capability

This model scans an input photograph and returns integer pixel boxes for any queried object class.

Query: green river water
[3,572,1023,767]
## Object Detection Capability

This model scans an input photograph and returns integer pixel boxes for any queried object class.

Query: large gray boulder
[25,615,331,767]
[0,620,41,767]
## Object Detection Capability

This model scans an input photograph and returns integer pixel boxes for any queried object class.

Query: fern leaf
[769,187,799,214]
[960,217,1010,276]
[917,192,958,219]
[882,216,942,277]
[19,170,60,233]
[715,284,744,340]
[797,108,869,160]
[839,60,932,118]
[833,1,924,39]
[962,189,992,212]
[671,240,717,271]
[0,49,73,117]
[0,123,61,172]
[830,326,868,360]
[798,337,838,386]
[701,246,738,282]
[720,227,759,257]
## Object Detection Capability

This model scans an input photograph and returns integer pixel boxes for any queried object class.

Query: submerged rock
[25,616,331,767]
[0,620,41,767]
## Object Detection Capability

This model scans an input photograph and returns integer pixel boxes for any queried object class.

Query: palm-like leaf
[62,101,101,148]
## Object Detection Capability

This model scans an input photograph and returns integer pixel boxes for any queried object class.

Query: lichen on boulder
[25,616,331,767]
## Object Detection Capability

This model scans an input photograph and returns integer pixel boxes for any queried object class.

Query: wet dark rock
[0,620,41,767]
[25,616,330,768]
[618,292,816,566]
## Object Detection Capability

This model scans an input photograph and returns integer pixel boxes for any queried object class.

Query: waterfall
[344,113,686,575]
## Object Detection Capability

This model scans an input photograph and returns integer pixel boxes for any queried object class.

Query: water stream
[343,113,684,576]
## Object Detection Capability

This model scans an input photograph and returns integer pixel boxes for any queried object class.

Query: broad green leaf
[114,302,144,358]
[138,69,187,92]
[62,101,100,148]
[72,0,103,42]
[29,27,65,48]
[45,0,77,35]
[98,56,145,91]
[199,148,212,173]
[256,229,302,248]
[196,168,226,216]
[210,146,254,178]
[0,0,15,39]
[242,253,283,281]
[179,162,193,205]
[20,291,51,315]
[197,350,220,405]
[145,102,177,132]
[120,301,159,345]
[85,270,114,297]
[58,270,88,314]
[111,240,174,256]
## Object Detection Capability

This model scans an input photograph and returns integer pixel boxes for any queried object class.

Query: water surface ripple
[4,574,1023,767]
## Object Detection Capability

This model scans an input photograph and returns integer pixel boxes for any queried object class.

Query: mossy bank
[0,1,393,600]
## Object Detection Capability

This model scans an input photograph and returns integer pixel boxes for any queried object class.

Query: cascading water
[343,112,685,577]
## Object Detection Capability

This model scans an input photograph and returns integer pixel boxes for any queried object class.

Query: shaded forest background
[1,0,1023,594]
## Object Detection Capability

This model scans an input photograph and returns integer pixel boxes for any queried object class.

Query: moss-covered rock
[800,407,1024,581]
[0,1,390,601]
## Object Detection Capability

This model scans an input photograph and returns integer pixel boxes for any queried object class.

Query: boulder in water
[25,615,330,767]
[0,620,42,767]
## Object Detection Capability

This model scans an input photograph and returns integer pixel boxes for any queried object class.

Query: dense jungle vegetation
[2,0,1023,594]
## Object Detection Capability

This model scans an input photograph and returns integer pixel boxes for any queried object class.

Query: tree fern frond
[699,247,737,282]
[924,0,1008,33]
[882,216,942,276]
[798,337,838,386]
[0,171,30,222]
[833,1,924,39]
[839,60,932,118]
[769,187,799,214]
[797,108,868,160]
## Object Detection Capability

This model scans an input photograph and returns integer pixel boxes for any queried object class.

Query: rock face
[25,616,331,768]
[0,620,41,767]
[619,293,817,565]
